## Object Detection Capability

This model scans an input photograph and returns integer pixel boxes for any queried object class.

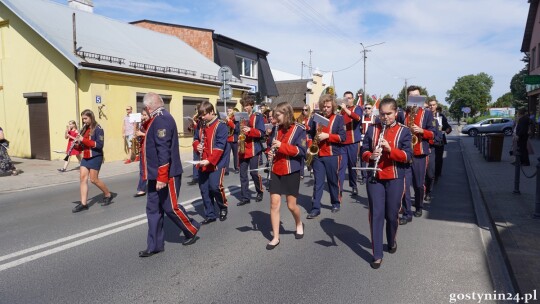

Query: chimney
[68,0,94,13]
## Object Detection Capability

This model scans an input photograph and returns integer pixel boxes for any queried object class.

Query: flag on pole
[356,93,363,107]
[372,94,381,110]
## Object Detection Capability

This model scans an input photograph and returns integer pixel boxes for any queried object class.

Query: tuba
[407,106,419,146]
[306,124,322,167]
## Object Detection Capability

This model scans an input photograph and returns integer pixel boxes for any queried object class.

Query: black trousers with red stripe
[145,175,200,253]
[198,168,228,219]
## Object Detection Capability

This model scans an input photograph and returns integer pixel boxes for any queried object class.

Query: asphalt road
[0,139,497,304]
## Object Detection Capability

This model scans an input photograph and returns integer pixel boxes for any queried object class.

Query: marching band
[68,86,449,269]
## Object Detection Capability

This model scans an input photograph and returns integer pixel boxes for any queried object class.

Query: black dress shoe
[399,217,412,225]
[306,211,320,219]
[359,178,365,185]
[352,187,358,195]
[201,218,217,225]
[225,171,229,176]
[219,209,228,221]
[331,206,340,213]
[266,240,280,250]
[414,209,423,217]
[234,169,239,174]
[424,193,431,201]
[255,192,264,202]
[370,259,382,269]
[388,242,397,254]
[237,200,250,206]
[182,235,199,246]
[294,223,304,239]
[133,192,146,197]
[102,193,115,206]
[138,250,162,258]
[187,179,198,186]
[72,203,88,213]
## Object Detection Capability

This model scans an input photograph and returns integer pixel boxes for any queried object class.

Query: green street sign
[524,75,540,84]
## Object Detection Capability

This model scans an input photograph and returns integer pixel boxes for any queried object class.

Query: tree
[510,68,528,109]
[396,85,430,109]
[490,92,513,108]
[446,72,494,118]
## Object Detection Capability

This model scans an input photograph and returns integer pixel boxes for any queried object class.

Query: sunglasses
[365,107,372,110]
[303,109,308,111]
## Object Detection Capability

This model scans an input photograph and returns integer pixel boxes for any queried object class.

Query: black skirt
[269,171,300,196]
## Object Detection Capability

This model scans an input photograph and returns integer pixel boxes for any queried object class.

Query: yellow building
[0,0,247,161]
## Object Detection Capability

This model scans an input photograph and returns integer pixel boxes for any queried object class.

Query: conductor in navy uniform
[139,92,201,258]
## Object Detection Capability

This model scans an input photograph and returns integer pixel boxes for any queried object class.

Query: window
[537,43,540,67]
[236,56,257,78]
[532,47,536,71]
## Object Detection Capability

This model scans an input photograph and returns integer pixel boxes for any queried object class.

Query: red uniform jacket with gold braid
[307,113,346,157]
[192,117,228,173]
[272,123,307,176]
[80,125,104,159]
[341,105,363,144]
[239,112,265,159]
[404,107,436,156]
[361,122,412,180]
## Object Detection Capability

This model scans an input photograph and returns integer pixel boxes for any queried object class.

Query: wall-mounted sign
[96,96,102,104]
[247,84,257,93]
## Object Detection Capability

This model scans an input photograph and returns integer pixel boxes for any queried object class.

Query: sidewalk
[0,147,195,193]
[461,135,540,295]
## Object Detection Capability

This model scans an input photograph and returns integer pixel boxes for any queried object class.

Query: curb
[460,138,519,294]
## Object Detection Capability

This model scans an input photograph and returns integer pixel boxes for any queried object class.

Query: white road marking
[0,183,253,272]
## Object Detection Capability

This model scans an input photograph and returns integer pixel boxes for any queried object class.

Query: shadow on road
[316,218,372,263]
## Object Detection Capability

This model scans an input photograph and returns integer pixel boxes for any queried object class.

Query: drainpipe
[73,13,80,124]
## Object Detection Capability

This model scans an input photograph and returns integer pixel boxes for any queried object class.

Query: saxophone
[407,106,419,146]
[306,125,322,167]
[238,118,246,153]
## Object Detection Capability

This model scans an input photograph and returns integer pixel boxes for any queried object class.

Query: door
[27,97,51,160]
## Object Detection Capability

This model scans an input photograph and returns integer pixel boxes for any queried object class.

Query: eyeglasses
[365,107,372,110]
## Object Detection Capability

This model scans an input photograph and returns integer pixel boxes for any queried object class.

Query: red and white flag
[372,94,381,110]
[356,93,363,107]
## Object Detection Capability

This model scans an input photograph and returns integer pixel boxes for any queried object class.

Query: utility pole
[395,76,414,105]
[308,49,313,76]
[360,42,385,105]
[301,61,304,79]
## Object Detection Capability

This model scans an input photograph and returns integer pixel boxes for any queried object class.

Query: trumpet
[306,125,322,167]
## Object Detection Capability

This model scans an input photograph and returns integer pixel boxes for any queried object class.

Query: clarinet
[64,124,87,161]
[198,118,205,158]
[369,123,387,184]
[265,125,279,190]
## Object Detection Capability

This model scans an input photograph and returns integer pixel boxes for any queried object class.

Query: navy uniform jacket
[341,105,363,144]
[361,122,412,179]
[240,112,265,158]
[193,117,229,172]
[227,116,240,143]
[142,108,183,182]
[272,123,307,175]
[80,125,104,159]
[404,107,436,156]
[308,113,346,156]
[436,113,452,145]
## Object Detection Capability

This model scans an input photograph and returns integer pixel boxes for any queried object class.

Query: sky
[53,0,529,105]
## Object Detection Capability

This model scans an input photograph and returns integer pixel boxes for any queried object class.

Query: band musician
[399,86,436,225]
[237,95,265,206]
[361,97,412,269]
[307,94,346,218]
[193,101,230,224]
[338,91,363,195]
